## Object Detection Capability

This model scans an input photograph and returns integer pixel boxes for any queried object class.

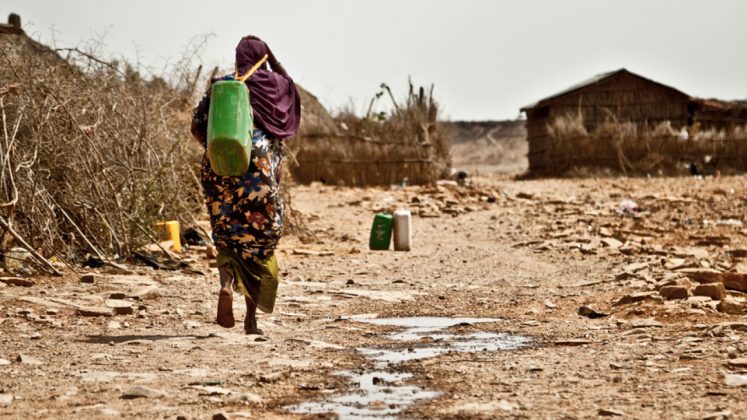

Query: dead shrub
[0,34,205,265]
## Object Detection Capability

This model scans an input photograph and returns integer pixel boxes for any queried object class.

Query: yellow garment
[217,250,279,314]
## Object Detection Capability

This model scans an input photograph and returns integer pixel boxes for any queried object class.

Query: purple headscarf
[236,38,300,139]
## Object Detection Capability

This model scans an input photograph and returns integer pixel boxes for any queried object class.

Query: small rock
[107,321,122,330]
[632,318,663,328]
[93,407,120,417]
[30,332,42,340]
[724,373,747,387]
[727,358,747,368]
[46,308,59,315]
[229,392,263,404]
[718,298,744,315]
[131,286,160,300]
[0,277,34,287]
[76,306,113,317]
[16,353,44,365]
[659,285,689,300]
[121,386,166,399]
[598,408,626,416]
[577,305,608,318]
[212,414,228,420]
[0,358,10,365]
[702,411,732,420]
[109,292,126,299]
[613,292,656,306]
[345,279,355,285]
[106,299,134,316]
[601,238,623,249]
[0,393,12,406]
[694,283,726,300]
[80,273,99,284]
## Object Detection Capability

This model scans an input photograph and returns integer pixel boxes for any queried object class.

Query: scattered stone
[109,292,126,299]
[703,411,733,420]
[212,414,228,420]
[92,407,120,417]
[679,268,722,284]
[613,292,656,306]
[577,305,608,318]
[131,286,160,300]
[598,408,626,416]
[190,385,232,396]
[76,306,113,317]
[228,392,263,404]
[16,353,44,365]
[623,262,649,273]
[659,285,689,300]
[30,332,42,340]
[106,299,134,315]
[718,298,744,315]
[724,373,747,387]
[0,393,12,406]
[0,358,10,366]
[46,308,59,315]
[601,237,623,249]
[631,319,663,329]
[721,272,747,292]
[80,273,99,284]
[107,321,123,330]
[0,277,34,287]
[727,358,747,368]
[121,386,166,399]
[693,283,726,300]
[554,339,592,346]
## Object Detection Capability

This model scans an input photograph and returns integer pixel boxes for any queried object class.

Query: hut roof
[520,68,690,112]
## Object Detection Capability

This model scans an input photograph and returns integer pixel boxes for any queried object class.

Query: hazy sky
[5,0,747,120]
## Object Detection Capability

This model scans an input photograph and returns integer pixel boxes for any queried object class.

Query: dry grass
[545,112,747,176]
[0,34,204,266]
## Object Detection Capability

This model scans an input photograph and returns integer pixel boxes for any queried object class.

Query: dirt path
[1,176,746,418]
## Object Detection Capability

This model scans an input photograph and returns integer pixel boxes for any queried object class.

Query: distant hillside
[446,120,528,174]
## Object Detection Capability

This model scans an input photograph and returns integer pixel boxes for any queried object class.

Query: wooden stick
[0,215,62,276]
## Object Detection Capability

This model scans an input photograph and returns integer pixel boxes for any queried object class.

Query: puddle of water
[360,332,530,365]
[287,317,530,419]
[289,371,439,419]
[357,316,501,341]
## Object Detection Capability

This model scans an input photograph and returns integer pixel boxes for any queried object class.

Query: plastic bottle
[393,209,412,251]
[207,80,253,176]
[369,213,393,250]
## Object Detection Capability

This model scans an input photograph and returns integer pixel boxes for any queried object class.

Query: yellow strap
[235,54,269,82]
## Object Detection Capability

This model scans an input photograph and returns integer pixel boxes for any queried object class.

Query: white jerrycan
[393,209,412,251]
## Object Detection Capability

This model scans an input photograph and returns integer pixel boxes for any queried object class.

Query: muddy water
[287,317,530,418]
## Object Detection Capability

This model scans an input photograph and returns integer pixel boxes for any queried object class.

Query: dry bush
[289,80,451,186]
[545,112,747,176]
[0,34,204,265]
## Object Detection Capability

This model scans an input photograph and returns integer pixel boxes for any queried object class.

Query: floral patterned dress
[191,79,284,312]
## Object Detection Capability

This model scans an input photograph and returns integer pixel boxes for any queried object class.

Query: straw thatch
[287,82,451,186]
[521,68,747,175]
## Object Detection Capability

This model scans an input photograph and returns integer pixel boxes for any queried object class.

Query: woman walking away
[191,35,300,335]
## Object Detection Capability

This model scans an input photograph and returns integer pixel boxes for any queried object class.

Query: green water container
[207,80,253,176]
[369,213,394,250]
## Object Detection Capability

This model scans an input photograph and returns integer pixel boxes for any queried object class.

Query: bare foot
[216,267,235,328]
[244,296,263,335]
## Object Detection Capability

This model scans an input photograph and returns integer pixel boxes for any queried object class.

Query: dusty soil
[2,175,747,419]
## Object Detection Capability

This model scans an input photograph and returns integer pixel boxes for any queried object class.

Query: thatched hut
[520,68,691,173]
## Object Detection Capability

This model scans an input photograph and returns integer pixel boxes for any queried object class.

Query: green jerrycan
[369,213,393,250]
[207,80,253,177]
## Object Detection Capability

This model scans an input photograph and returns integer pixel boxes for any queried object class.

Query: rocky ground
[1,175,747,419]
